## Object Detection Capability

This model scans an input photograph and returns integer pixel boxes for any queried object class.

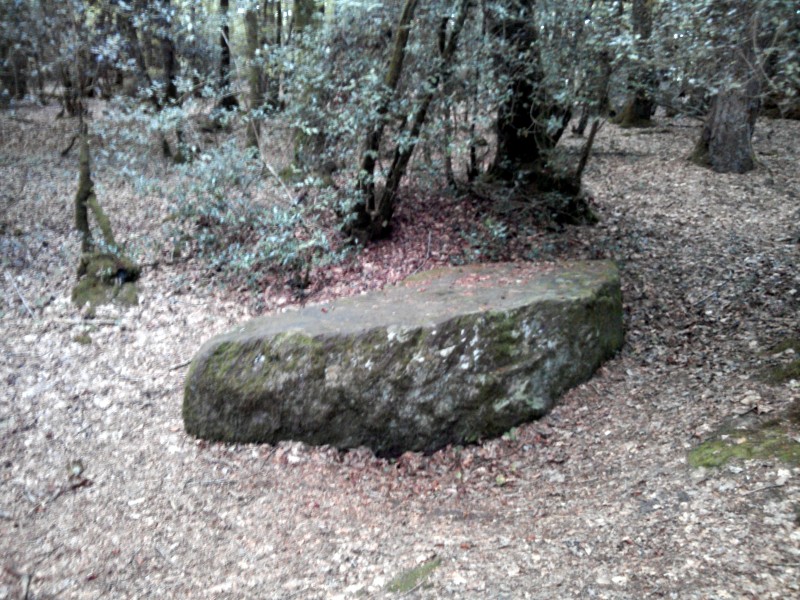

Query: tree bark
[75,118,118,253]
[347,0,419,242]
[292,0,316,32]
[690,79,760,173]
[120,2,152,95]
[159,1,178,105]
[617,0,656,127]
[486,0,571,186]
[690,3,761,173]
[75,120,93,253]
[574,0,620,135]
[219,0,239,110]
[245,6,265,148]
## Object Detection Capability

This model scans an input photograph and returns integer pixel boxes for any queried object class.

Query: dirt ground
[1,106,799,599]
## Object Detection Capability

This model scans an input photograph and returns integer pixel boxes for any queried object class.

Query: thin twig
[51,318,118,326]
[411,231,433,275]
[740,483,785,496]
[4,271,35,318]
[60,134,78,157]
[28,477,92,516]
[182,478,237,490]
[169,359,192,371]
[21,571,32,600]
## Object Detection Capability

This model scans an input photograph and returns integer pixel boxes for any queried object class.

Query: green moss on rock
[72,251,140,310]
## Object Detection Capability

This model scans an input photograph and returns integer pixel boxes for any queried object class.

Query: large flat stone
[183,261,623,456]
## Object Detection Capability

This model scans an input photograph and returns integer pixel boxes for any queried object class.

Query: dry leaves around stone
[1,107,800,599]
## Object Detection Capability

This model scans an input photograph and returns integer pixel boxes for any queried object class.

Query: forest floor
[1,105,800,599]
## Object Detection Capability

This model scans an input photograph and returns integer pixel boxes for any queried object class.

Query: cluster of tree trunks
[6,0,785,256]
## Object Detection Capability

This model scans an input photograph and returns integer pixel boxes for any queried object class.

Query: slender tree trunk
[75,117,93,253]
[160,2,178,105]
[293,0,316,32]
[119,0,157,104]
[346,0,419,242]
[158,0,184,160]
[378,0,471,213]
[245,6,264,148]
[75,115,118,253]
[574,0,619,135]
[219,0,239,110]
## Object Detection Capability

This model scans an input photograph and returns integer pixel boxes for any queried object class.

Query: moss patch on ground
[73,332,92,345]
[386,557,442,594]
[689,403,800,468]
[761,337,800,384]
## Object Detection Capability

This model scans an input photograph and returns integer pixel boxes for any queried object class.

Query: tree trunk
[159,2,178,105]
[158,0,184,160]
[75,119,93,253]
[218,0,239,110]
[617,0,655,127]
[346,0,419,243]
[120,3,152,95]
[486,0,571,188]
[245,6,265,148]
[377,0,471,215]
[75,117,118,253]
[690,3,761,174]
[574,0,620,135]
[690,80,760,173]
[293,0,316,32]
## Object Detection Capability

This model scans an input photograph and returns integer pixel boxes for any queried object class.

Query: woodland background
[1,1,800,598]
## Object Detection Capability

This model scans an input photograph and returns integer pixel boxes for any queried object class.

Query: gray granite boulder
[183,261,623,456]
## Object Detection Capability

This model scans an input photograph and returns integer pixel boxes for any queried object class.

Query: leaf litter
[1,106,800,598]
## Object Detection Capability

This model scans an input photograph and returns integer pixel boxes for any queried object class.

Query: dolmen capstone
[183,261,623,457]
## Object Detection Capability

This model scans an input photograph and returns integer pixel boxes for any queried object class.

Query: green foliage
[166,140,335,291]
[454,216,510,264]
[7,0,798,294]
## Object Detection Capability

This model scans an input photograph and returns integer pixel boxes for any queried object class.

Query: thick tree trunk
[486,0,571,187]
[218,0,239,110]
[690,3,761,174]
[617,0,655,127]
[346,0,419,243]
[690,79,760,173]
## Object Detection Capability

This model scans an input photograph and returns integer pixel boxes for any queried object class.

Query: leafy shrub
[167,139,335,292]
